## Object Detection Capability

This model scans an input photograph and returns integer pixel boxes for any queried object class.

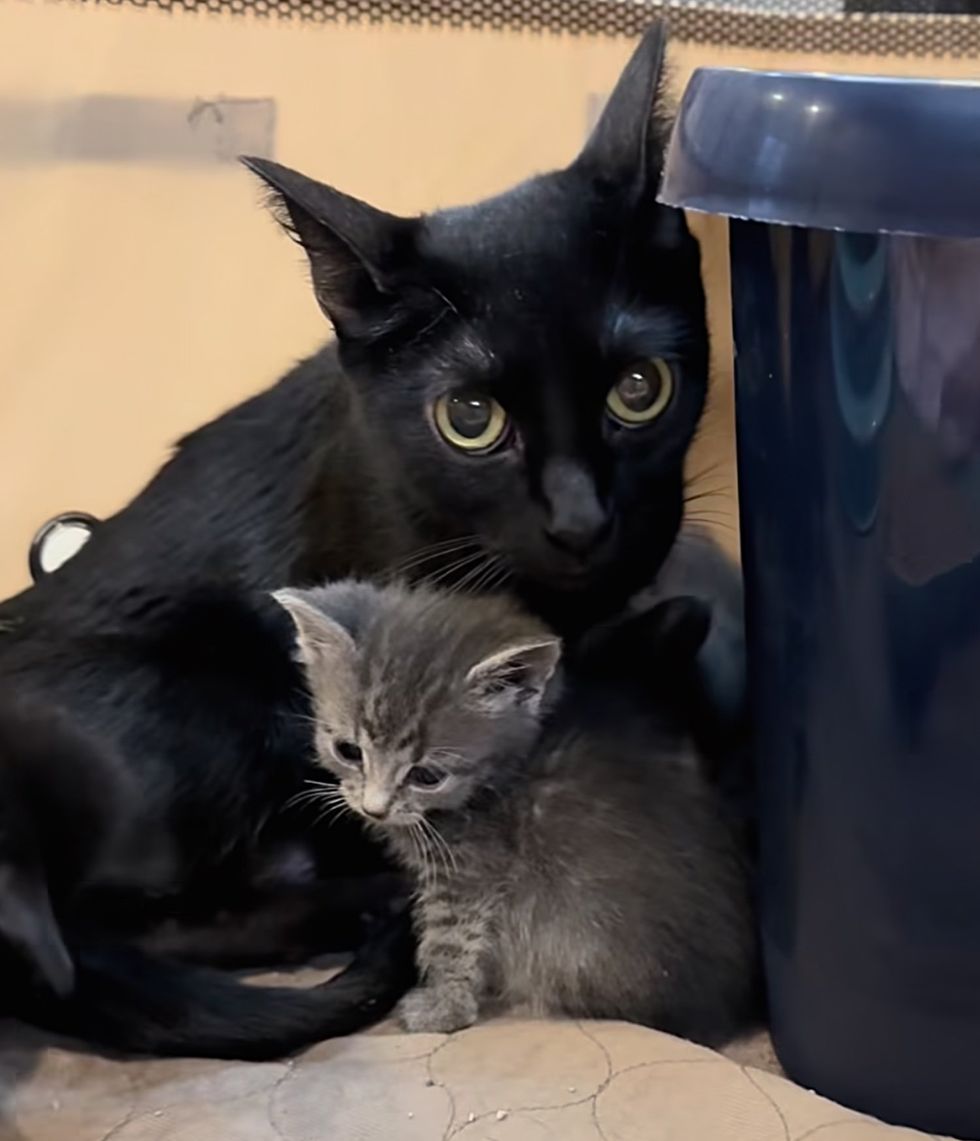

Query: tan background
[1,3,977,597]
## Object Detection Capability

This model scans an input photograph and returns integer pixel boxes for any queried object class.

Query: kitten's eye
[605,359,675,427]
[408,765,447,789]
[335,740,363,764]
[433,391,509,453]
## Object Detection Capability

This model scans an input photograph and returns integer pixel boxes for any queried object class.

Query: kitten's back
[502,717,759,1044]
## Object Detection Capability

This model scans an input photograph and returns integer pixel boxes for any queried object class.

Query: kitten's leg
[399,889,491,1034]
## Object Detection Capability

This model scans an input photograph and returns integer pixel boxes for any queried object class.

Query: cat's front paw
[398,984,479,1034]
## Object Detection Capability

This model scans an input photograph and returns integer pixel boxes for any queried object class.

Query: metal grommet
[29,512,101,583]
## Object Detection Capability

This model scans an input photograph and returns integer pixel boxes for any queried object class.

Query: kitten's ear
[242,157,418,338]
[575,21,669,190]
[273,589,358,675]
[464,639,562,715]
[0,863,74,997]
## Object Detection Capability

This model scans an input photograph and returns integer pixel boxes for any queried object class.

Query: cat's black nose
[547,518,611,556]
[546,513,611,556]
[542,458,610,557]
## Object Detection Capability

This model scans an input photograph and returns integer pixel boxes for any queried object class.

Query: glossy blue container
[662,70,980,1140]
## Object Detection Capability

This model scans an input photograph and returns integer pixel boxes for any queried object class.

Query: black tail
[9,913,415,1061]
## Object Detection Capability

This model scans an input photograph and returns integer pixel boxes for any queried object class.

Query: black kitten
[0,691,415,1061]
[0,699,126,1001]
[0,23,714,1058]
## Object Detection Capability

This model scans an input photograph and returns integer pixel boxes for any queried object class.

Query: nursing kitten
[277,581,759,1046]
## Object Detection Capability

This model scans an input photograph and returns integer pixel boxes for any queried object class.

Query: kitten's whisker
[419,814,457,877]
[410,820,437,886]
[289,711,331,730]
[296,793,346,817]
[284,781,340,811]
[292,787,348,813]
[313,797,354,828]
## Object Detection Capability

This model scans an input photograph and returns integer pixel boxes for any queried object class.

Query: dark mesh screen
[71,0,980,58]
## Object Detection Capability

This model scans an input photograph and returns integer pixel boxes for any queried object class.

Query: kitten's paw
[398,984,479,1034]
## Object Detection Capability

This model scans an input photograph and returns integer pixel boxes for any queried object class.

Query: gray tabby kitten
[276,580,759,1045]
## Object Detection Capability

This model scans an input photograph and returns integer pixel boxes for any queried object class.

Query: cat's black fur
[0,24,716,1057]
[0,657,416,1061]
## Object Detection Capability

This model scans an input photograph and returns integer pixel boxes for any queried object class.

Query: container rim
[659,67,980,240]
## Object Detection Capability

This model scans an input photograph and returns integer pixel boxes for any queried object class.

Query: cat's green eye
[433,391,509,453]
[408,765,446,789]
[605,359,675,427]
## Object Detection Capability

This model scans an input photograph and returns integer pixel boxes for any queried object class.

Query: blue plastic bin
[661,69,980,1139]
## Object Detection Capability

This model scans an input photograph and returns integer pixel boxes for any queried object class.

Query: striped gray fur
[276,580,759,1045]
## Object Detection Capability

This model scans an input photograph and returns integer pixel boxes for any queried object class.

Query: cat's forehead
[422,173,607,302]
[419,174,690,371]
[353,590,545,742]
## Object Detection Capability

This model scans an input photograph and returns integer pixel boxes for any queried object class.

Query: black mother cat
[0,23,711,1058]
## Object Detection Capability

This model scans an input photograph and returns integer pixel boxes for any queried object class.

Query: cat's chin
[538,565,599,591]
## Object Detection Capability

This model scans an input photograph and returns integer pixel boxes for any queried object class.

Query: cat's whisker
[478,564,513,598]
[312,795,355,828]
[451,552,502,595]
[386,536,482,580]
[424,545,488,575]
[460,557,500,595]
[417,814,445,873]
[416,548,490,589]
[410,820,437,886]
[476,558,512,596]
[289,711,331,731]
[394,533,482,562]
[420,815,457,877]
[296,792,346,817]
[289,782,349,816]
[284,781,339,811]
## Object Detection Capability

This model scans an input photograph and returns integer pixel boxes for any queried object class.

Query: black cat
[0,22,712,1058]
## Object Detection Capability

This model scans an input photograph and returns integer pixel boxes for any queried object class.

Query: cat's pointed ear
[242,156,417,338]
[0,863,75,997]
[575,21,669,190]
[273,589,358,674]
[464,639,561,715]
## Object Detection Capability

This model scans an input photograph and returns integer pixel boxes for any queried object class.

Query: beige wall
[1,5,977,596]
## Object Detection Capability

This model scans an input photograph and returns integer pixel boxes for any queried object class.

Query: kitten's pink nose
[361,788,391,820]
